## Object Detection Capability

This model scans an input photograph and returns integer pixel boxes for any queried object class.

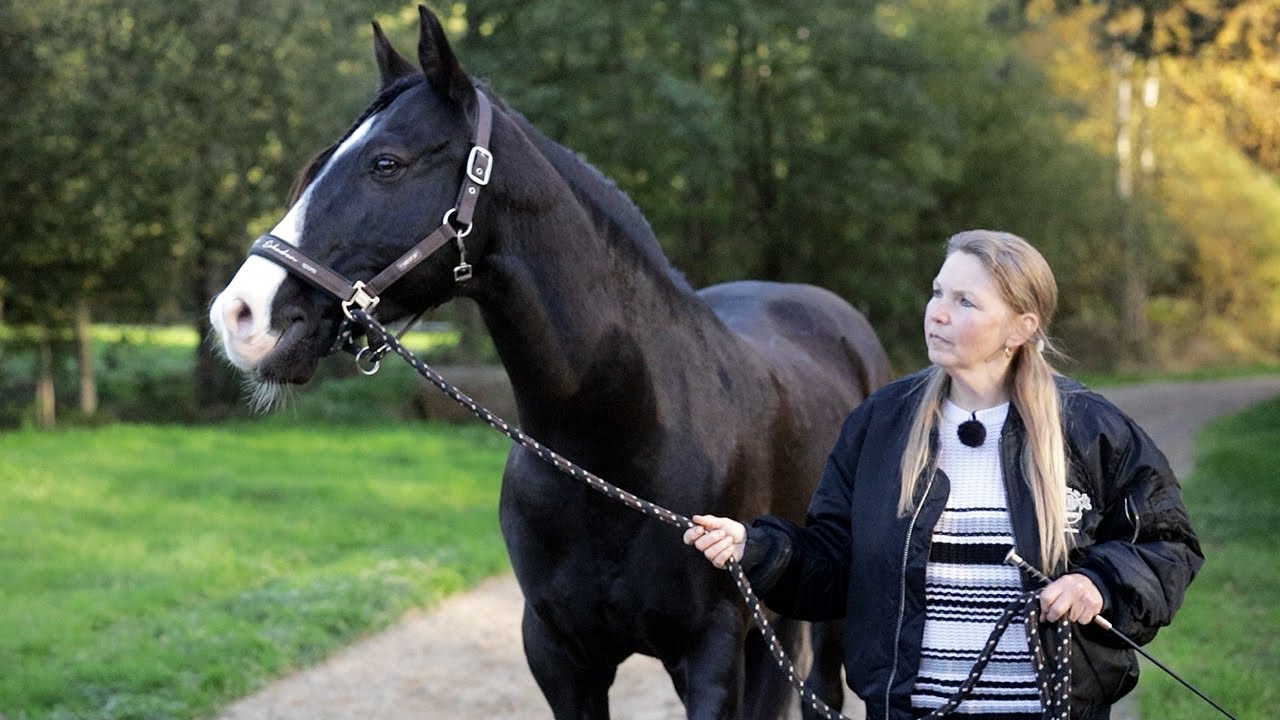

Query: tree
[1019,1,1280,366]
[1013,0,1279,364]
[450,0,1148,363]
[1159,1,1280,175]
[1,0,392,422]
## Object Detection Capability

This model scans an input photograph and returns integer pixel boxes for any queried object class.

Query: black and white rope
[919,591,1071,720]
[350,308,1071,719]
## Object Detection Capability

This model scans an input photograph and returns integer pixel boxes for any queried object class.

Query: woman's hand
[1040,573,1104,625]
[683,514,747,568]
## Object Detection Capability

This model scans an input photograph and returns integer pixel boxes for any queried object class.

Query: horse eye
[372,155,403,178]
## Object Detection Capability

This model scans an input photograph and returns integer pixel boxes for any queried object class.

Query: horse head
[210,7,492,400]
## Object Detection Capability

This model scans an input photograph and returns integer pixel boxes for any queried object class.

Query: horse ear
[372,21,417,89]
[416,5,474,107]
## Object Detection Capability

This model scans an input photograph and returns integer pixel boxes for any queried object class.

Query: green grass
[1138,396,1280,720]
[0,421,510,720]
[3,322,1274,719]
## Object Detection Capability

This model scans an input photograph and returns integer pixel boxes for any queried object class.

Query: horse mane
[491,94,694,295]
[287,76,426,206]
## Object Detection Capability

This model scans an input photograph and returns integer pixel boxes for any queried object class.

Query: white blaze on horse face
[209,114,381,371]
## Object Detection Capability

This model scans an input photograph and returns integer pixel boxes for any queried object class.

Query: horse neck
[472,112,717,440]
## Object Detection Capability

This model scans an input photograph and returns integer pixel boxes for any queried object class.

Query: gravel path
[215,375,1280,720]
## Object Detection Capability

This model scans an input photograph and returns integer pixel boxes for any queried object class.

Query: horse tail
[743,617,846,719]
[804,619,848,720]
[742,618,800,719]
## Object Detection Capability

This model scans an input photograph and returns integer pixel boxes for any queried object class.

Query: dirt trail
[215,375,1280,720]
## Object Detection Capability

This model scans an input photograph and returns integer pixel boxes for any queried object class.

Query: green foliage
[1137,396,1280,719]
[0,422,511,719]
[0,325,460,427]
[448,0,1140,364]
[2,0,1278,413]
[0,0,386,325]
[1154,129,1280,363]
[1021,7,1280,368]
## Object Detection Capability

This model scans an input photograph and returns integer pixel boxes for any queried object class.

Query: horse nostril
[225,298,255,339]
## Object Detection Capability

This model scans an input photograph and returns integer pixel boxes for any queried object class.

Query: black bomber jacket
[742,370,1204,720]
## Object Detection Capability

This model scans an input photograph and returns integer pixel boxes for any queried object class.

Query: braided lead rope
[1025,602,1072,720]
[350,309,1068,719]
[727,559,848,720]
[921,592,1071,720]
[353,309,849,718]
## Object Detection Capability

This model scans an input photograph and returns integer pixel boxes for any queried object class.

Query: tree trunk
[75,297,98,416]
[1115,53,1134,202]
[1126,58,1160,364]
[36,330,55,429]
[1114,52,1150,365]
[1139,59,1159,178]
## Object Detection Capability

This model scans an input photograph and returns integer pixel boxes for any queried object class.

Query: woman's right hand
[683,514,747,568]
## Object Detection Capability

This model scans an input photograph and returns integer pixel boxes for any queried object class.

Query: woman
[685,230,1202,720]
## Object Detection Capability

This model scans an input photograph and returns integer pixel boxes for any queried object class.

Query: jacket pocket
[1070,627,1139,715]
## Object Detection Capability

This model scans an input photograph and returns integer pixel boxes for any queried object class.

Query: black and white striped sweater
[911,400,1041,719]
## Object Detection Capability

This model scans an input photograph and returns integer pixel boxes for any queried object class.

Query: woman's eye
[372,156,402,178]
[931,288,942,298]
[959,297,975,308]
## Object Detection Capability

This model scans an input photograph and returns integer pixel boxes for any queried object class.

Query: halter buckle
[341,281,380,320]
[466,146,493,186]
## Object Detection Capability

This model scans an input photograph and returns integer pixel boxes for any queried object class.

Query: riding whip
[1004,548,1238,720]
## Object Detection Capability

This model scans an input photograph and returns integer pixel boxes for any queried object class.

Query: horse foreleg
[522,604,616,720]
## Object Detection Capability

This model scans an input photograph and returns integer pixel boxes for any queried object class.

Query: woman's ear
[1008,312,1041,349]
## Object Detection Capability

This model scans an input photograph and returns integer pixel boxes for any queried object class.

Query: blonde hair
[897,230,1070,573]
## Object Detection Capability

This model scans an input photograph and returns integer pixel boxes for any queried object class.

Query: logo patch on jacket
[1065,487,1093,534]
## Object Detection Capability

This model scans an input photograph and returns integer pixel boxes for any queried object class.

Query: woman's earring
[1005,346,1013,359]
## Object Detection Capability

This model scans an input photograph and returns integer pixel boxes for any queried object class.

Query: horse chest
[518,526,698,649]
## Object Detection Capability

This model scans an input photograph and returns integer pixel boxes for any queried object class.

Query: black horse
[210,7,891,718]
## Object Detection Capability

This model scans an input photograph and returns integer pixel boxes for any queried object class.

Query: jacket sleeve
[1070,398,1205,647]
[740,399,872,621]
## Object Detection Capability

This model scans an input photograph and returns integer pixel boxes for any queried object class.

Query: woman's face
[924,251,1021,379]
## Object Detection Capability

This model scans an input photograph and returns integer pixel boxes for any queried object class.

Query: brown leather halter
[247,89,494,370]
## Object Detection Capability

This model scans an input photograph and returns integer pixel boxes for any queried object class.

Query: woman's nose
[927,299,947,323]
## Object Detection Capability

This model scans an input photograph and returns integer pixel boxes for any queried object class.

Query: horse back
[699,279,892,402]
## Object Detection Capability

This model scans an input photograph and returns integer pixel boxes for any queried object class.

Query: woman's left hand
[1040,573,1104,625]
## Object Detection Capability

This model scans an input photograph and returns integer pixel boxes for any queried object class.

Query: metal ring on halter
[355,345,384,375]
[442,208,473,237]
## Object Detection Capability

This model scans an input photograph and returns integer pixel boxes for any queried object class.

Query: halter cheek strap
[249,88,494,320]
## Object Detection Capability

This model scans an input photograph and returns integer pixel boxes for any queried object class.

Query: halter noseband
[248,89,494,370]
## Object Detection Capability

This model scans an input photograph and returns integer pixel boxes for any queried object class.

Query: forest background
[2,0,1279,428]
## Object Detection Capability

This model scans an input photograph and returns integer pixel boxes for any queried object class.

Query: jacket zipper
[885,467,937,720]
[997,434,1025,575]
